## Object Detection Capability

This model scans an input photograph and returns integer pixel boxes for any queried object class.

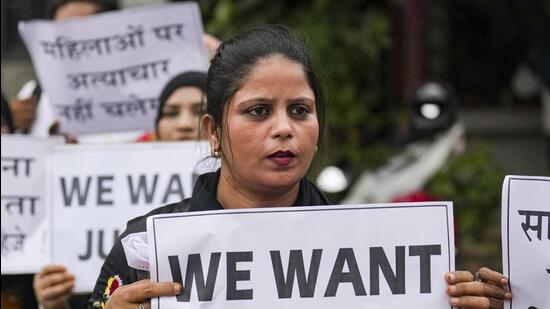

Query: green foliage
[426,140,504,247]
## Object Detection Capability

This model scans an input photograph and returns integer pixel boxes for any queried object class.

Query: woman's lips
[267,150,296,166]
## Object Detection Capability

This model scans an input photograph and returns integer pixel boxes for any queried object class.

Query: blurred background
[2,0,549,272]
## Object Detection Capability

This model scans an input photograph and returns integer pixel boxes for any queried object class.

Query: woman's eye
[289,105,310,117]
[247,106,270,117]
[161,109,178,118]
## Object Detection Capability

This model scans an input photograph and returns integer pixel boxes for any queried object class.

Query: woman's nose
[176,111,196,132]
[271,112,293,139]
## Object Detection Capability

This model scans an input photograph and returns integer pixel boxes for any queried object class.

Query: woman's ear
[202,114,220,155]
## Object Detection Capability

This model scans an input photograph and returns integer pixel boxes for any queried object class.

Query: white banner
[50,141,211,292]
[148,202,454,309]
[1,135,63,274]
[502,175,550,309]
[19,2,208,135]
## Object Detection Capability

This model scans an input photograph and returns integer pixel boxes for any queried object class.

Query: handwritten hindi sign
[1,135,63,274]
[19,2,208,135]
[50,141,211,292]
[502,176,550,309]
[148,202,454,309]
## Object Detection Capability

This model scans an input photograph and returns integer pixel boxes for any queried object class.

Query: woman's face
[157,86,203,141]
[218,55,319,193]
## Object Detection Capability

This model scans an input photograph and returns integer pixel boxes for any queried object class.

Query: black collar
[189,170,224,212]
[189,170,329,212]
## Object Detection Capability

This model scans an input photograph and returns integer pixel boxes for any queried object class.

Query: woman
[90,25,510,309]
[156,71,207,141]
[137,71,208,142]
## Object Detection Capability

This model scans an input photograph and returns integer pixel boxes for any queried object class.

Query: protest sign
[148,202,454,309]
[1,135,63,274]
[19,2,208,135]
[502,175,550,309]
[50,141,211,292]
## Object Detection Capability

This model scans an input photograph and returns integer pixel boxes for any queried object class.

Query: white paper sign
[50,141,211,292]
[148,202,454,309]
[1,135,63,274]
[19,3,208,135]
[502,175,550,309]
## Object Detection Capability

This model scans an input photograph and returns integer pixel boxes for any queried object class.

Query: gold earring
[315,146,318,152]
[211,148,221,158]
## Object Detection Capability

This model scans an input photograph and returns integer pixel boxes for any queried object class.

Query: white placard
[502,175,550,309]
[19,2,208,135]
[148,202,454,309]
[50,141,211,292]
[1,135,63,274]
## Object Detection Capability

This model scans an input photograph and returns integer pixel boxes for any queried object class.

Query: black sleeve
[88,230,135,308]
[68,294,92,309]
[87,201,187,308]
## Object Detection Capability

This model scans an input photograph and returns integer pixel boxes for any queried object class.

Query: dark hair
[47,0,119,19]
[1,92,14,133]
[205,24,326,147]
[155,71,207,134]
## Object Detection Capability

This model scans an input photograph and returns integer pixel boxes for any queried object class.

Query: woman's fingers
[478,267,509,286]
[37,265,67,277]
[449,295,504,309]
[445,271,475,284]
[36,272,75,290]
[33,265,75,309]
[448,281,512,299]
[41,278,75,300]
[34,265,75,291]
[446,268,511,309]
[106,280,181,309]
[114,280,182,303]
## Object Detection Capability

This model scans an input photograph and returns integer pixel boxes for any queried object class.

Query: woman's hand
[105,279,182,309]
[445,267,512,308]
[48,121,78,144]
[33,264,75,309]
[9,96,37,131]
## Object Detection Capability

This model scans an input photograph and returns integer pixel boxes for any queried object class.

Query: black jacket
[89,170,328,308]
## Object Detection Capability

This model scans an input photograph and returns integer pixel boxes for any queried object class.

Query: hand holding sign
[9,96,38,131]
[33,265,75,309]
[148,203,455,309]
[104,279,181,309]
[445,267,511,308]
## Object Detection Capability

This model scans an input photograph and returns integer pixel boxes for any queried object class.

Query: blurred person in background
[156,71,208,141]
[137,71,208,142]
